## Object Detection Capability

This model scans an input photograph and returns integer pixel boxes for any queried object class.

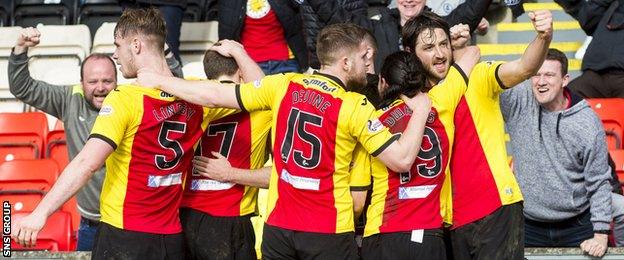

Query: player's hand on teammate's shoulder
[14,27,41,54]
[11,212,46,248]
[401,91,431,114]
[450,23,471,50]
[193,152,233,182]
[528,10,553,39]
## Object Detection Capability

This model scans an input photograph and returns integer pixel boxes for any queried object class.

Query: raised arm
[193,152,270,189]
[450,24,482,74]
[137,70,241,109]
[498,10,553,88]
[375,92,432,172]
[9,27,69,118]
[12,138,113,247]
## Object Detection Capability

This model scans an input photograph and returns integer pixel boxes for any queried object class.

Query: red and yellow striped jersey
[180,110,272,216]
[450,61,524,228]
[357,65,467,236]
[236,72,398,234]
[90,85,235,234]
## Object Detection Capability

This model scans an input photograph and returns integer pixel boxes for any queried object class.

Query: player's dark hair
[401,10,451,53]
[379,51,427,108]
[546,48,568,76]
[317,23,371,66]
[203,49,239,79]
[81,53,117,81]
[114,7,166,52]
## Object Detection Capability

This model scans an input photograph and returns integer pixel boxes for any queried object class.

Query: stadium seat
[76,0,122,40]
[0,112,49,161]
[0,27,23,99]
[586,98,624,150]
[182,61,206,80]
[11,211,75,251]
[203,0,217,21]
[180,22,218,64]
[610,150,624,184]
[12,0,76,27]
[46,129,68,169]
[27,24,91,82]
[0,191,43,213]
[91,22,115,55]
[0,159,59,191]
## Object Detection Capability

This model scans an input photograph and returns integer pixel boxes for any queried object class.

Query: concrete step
[497,21,586,43]
[478,42,581,56]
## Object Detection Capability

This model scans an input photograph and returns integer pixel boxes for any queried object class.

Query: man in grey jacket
[8,27,181,251]
[501,48,612,257]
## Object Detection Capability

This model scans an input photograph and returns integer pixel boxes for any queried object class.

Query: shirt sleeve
[349,144,373,190]
[471,61,507,98]
[236,74,288,112]
[89,89,132,149]
[348,93,399,157]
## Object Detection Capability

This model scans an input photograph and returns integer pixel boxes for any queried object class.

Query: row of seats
[0,0,218,36]
[0,112,68,167]
[0,21,218,99]
[0,158,77,251]
[586,98,624,151]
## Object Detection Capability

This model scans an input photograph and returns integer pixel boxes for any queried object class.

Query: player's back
[91,84,214,234]
[237,72,397,234]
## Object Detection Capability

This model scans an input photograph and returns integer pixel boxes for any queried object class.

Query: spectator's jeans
[76,217,100,251]
[158,5,184,63]
[524,210,594,247]
[258,59,300,75]
[612,193,624,246]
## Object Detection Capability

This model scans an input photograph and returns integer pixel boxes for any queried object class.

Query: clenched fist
[528,10,553,39]
[14,27,41,55]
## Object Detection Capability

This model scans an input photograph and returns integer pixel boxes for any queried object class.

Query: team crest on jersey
[246,0,270,19]
[99,105,113,116]
[367,118,384,133]
[427,110,437,124]
[253,79,262,89]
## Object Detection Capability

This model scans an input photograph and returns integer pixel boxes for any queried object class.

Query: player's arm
[450,24,481,74]
[9,27,69,119]
[193,152,270,189]
[138,71,241,109]
[211,40,265,82]
[11,138,113,247]
[497,10,553,88]
[375,92,432,172]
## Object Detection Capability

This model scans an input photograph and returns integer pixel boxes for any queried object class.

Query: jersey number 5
[155,120,186,170]
[280,108,323,169]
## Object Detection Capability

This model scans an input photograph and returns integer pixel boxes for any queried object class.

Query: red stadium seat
[10,211,75,251]
[0,112,48,162]
[0,191,43,214]
[586,98,624,150]
[46,129,68,169]
[610,150,624,184]
[0,159,59,191]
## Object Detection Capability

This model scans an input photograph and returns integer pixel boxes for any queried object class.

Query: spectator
[120,0,186,63]
[401,10,553,259]
[501,48,611,258]
[305,0,492,72]
[8,27,115,251]
[555,0,624,98]
[218,0,307,74]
